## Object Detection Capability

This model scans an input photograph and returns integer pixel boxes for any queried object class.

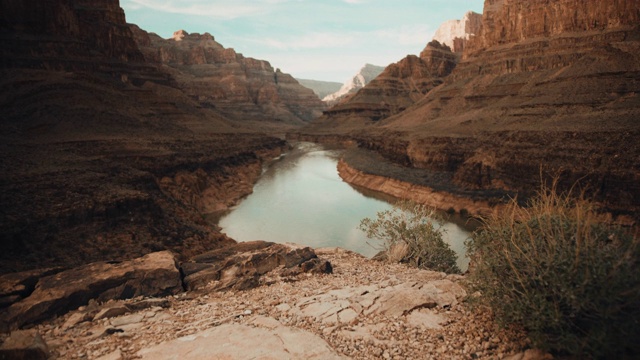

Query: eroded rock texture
[183,241,332,291]
[130,27,326,125]
[433,11,483,53]
[0,251,182,331]
[300,0,640,219]
[316,41,457,126]
[0,0,289,273]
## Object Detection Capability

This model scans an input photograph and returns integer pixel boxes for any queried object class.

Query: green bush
[360,200,460,274]
[466,185,640,358]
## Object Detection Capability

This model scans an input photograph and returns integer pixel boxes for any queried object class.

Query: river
[216,142,471,271]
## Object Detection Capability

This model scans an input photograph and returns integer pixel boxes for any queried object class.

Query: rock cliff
[130,27,326,126]
[307,41,457,130]
[433,11,483,53]
[0,0,289,273]
[323,64,385,105]
[299,0,640,219]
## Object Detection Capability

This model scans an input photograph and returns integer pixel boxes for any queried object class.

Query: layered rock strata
[0,0,290,273]
[299,0,640,219]
[433,11,483,53]
[2,248,536,359]
[0,243,332,331]
[317,41,457,125]
[130,27,326,125]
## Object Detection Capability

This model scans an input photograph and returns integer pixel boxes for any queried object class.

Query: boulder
[183,241,332,291]
[0,267,65,309]
[0,251,181,331]
[0,329,48,360]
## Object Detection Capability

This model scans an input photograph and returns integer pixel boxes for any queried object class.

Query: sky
[121,0,484,83]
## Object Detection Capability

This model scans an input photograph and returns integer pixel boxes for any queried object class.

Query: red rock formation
[0,0,290,273]
[300,0,640,219]
[1,0,147,71]
[310,41,456,128]
[130,27,326,125]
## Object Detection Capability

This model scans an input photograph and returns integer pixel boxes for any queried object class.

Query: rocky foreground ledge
[0,246,549,360]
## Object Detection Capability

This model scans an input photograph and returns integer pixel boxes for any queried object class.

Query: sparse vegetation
[359,200,460,274]
[466,182,640,358]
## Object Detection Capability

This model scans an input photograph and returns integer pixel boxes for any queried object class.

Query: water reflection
[215,142,471,271]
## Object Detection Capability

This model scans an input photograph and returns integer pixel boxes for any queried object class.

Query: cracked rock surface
[11,248,534,359]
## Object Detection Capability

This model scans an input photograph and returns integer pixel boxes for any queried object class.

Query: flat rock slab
[291,280,466,324]
[0,251,181,331]
[137,319,347,360]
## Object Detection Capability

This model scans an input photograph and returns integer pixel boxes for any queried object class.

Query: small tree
[359,200,460,274]
[466,184,640,358]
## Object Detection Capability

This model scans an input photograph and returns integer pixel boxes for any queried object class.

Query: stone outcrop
[0,0,168,84]
[433,11,483,53]
[183,241,332,291]
[0,329,49,360]
[0,251,182,331]
[323,64,385,105]
[130,27,326,125]
[20,248,535,359]
[291,279,466,323]
[299,0,640,219]
[0,244,332,331]
[0,268,65,310]
[337,158,506,216]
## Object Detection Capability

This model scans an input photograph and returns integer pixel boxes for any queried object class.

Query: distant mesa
[323,64,385,105]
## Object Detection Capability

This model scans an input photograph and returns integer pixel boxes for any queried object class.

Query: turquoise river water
[216,142,471,271]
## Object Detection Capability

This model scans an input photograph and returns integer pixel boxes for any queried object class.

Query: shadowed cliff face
[299,0,640,219]
[0,0,290,273]
[129,27,326,127]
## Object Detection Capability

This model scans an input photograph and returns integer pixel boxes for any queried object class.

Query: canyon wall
[0,0,290,273]
[300,0,640,219]
[433,11,483,53]
[130,28,326,126]
[308,41,457,131]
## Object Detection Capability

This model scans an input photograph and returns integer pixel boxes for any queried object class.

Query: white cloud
[123,0,267,19]
[263,32,357,50]
[374,24,436,46]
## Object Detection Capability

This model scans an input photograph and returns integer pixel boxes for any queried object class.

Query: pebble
[28,249,529,360]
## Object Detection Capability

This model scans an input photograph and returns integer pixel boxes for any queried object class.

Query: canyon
[129,27,326,127]
[299,0,640,222]
[0,0,321,274]
[1,0,639,357]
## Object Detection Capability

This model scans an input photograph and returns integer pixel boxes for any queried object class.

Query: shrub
[360,200,460,274]
[466,184,640,358]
